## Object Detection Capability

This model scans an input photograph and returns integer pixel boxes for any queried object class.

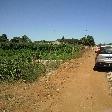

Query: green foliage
[0,44,83,82]
[57,37,80,44]
[0,34,8,43]
[0,33,85,83]
[0,50,46,82]
[80,35,95,46]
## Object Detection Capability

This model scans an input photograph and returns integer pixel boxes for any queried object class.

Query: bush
[0,44,83,83]
[0,52,46,82]
[21,63,46,82]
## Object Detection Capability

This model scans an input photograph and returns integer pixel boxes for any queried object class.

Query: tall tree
[21,35,31,43]
[86,35,95,46]
[0,34,8,42]
[80,35,95,46]
[10,37,21,43]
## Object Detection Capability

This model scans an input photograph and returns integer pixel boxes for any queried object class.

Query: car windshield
[100,47,112,54]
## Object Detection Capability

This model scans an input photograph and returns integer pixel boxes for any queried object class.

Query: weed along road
[41,50,112,112]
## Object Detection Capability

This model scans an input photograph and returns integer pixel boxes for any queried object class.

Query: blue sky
[0,0,112,43]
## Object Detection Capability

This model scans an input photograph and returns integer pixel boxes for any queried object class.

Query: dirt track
[41,50,112,112]
[1,50,112,112]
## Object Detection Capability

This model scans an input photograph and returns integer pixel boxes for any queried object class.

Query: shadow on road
[93,67,112,73]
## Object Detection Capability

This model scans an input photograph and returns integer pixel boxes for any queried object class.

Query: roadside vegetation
[0,34,95,82]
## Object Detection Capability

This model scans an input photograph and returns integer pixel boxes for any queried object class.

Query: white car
[94,45,112,70]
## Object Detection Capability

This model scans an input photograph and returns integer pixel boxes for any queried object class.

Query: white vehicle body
[95,45,112,68]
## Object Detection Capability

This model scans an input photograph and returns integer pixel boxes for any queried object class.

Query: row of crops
[0,44,84,82]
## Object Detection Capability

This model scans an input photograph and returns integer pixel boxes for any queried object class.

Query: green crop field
[0,34,94,82]
[0,44,83,82]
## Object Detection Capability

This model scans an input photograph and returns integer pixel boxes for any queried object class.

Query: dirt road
[42,50,112,112]
[1,50,112,112]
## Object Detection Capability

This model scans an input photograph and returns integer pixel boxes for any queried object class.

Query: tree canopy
[0,34,95,50]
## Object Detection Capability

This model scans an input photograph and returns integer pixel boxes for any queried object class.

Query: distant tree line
[57,35,95,46]
[0,34,95,50]
[0,34,32,50]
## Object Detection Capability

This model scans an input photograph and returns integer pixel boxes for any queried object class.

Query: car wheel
[93,66,98,71]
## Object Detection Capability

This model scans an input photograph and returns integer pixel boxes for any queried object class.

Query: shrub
[0,44,83,83]
[0,52,46,82]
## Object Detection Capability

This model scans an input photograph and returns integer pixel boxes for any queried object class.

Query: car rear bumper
[95,62,112,68]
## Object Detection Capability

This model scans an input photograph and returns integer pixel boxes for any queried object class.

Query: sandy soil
[1,49,112,112]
